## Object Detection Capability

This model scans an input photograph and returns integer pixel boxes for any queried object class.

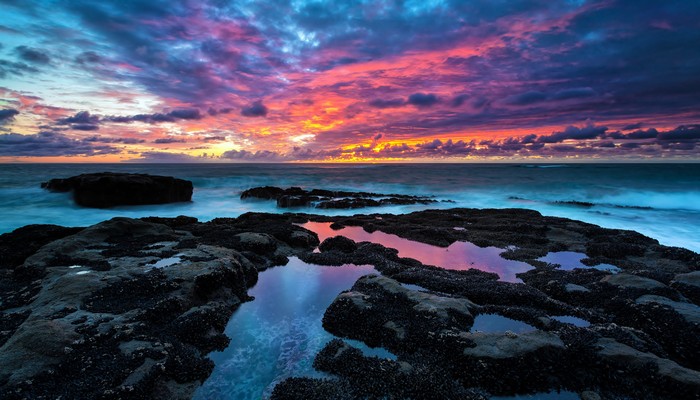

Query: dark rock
[42,172,193,208]
[240,186,285,200]
[277,195,316,208]
[0,224,83,270]
[241,186,438,209]
[319,236,358,253]
[271,377,355,400]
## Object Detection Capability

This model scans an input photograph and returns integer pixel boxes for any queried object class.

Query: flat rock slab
[42,172,193,208]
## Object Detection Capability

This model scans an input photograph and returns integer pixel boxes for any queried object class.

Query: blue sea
[1,163,698,251]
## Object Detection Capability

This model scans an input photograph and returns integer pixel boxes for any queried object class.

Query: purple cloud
[241,101,268,117]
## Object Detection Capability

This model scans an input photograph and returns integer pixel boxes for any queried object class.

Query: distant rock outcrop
[42,172,193,208]
[240,186,438,209]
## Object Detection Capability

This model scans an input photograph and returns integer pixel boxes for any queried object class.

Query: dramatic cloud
[14,46,50,64]
[0,60,39,77]
[75,51,101,65]
[0,0,699,161]
[369,98,405,109]
[104,108,203,124]
[57,111,100,125]
[505,91,547,106]
[127,151,208,163]
[451,94,470,107]
[154,137,187,144]
[551,88,597,101]
[241,101,268,117]
[407,93,439,108]
[0,109,19,124]
[0,131,119,156]
[221,149,282,161]
[83,135,145,144]
[657,125,700,141]
[538,124,608,143]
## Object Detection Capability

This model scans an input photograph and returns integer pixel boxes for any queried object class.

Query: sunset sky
[0,0,699,162]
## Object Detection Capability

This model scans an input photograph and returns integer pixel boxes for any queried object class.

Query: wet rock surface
[240,185,439,209]
[1,208,698,399]
[277,208,700,399]
[0,215,317,399]
[41,172,193,208]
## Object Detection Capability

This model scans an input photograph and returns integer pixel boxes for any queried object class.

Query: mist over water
[1,163,698,251]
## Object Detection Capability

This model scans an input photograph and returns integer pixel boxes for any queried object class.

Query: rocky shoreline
[1,208,699,399]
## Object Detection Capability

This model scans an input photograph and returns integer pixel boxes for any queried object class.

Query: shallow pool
[193,257,392,400]
[301,222,534,283]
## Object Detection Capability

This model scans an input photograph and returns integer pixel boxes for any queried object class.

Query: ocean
[1,163,699,252]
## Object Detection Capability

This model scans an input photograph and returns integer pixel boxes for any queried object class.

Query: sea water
[192,257,387,400]
[0,163,699,251]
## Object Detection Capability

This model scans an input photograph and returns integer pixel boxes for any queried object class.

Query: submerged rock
[41,172,193,208]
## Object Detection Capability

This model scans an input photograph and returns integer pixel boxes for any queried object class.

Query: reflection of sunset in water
[301,222,534,283]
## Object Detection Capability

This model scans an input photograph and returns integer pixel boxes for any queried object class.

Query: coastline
[1,208,699,399]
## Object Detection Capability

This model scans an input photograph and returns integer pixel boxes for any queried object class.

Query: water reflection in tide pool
[194,257,386,400]
[301,222,534,283]
[470,314,537,334]
[551,315,591,328]
[537,251,620,273]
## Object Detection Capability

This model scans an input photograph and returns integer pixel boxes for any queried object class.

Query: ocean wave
[597,191,700,212]
[508,192,700,212]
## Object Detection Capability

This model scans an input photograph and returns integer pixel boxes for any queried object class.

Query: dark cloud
[622,122,644,131]
[127,151,207,163]
[55,111,100,131]
[620,142,640,149]
[57,111,100,125]
[451,94,470,107]
[154,137,187,144]
[657,124,700,141]
[504,91,547,106]
[538,124,608,143]
[625,129,659,140]
[241,101,268,117]
[221,149,282,161]
[551,87,597,100]
[407,93,438,107]
[596,141,616,148]
[369,98,405,108]
[206,107,233,116]
[0,109,19,124]
[0,59,39,77]
[202,135,226,141]
[0,131,119,156]
[14,46,50,64]
[520,134,537,144]
[83,136,145,144]
[105,108,203,123]
[75,51,102,64]
[168,108,202,120]
[71,124,100,131]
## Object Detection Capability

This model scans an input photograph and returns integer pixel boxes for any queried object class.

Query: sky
[0,0,699,162]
